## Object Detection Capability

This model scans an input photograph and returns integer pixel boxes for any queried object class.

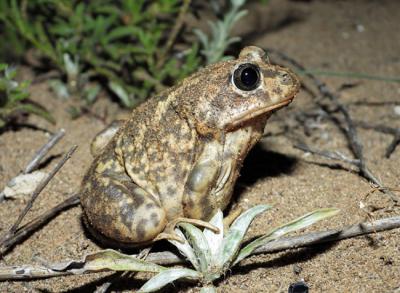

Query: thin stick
[251,216,400,255]
[0,146,78,252]
[0,194,80,256]
[24,129,66,174]
[385,133,400,158]
[294,143,360,165]
[354,121,400,158]
[0,129,65,201]
[1,216,399,281]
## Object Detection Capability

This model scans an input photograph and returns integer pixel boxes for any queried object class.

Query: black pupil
[241,67,258,87]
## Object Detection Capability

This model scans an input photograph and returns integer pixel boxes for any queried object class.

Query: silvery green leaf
[138,268,201,293]
[216,205,271,271]
[49,249,165,274]
[109,81,133,108]
[49,79,70,99]
[83,249,164,272]
[231,0,246,8]
[193,29,208,47]
[83,85,100,104]
[5,66,16,80]
[169,228,200,271]
[234,208,340,265]
[203,209,224,259]
[63,53,79,77]
[178,223,211,273]
[231,9,248,25]
[226,36,241,46]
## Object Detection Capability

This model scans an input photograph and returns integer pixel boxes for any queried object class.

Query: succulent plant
[0,64,54,128]
[138,205,339,292]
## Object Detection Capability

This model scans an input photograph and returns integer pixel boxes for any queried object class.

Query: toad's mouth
[225,95,295,131]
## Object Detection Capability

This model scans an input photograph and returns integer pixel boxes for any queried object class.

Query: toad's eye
[233,63,261,91]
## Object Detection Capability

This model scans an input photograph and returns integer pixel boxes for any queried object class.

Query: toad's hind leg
[90,120,125,157]
[81,171,168,246]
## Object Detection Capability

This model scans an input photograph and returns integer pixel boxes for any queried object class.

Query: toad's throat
[225,96,294,131]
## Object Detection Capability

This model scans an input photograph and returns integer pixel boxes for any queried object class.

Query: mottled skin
[80,46,300,247]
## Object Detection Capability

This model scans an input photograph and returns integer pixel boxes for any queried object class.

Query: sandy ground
[0,0,399,292]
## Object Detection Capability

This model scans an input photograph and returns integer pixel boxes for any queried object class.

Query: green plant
[0,0,200,108]
[138,205,339,292]
[194,0,248,64]
[0,64,54,128]
[0,0,268,110]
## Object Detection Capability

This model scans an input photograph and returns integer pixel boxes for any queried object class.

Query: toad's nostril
[280,72,291,84]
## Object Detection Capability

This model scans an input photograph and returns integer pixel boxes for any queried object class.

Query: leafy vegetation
[0,64,54,129]
[195,0,249,64]
[0,0,254,110]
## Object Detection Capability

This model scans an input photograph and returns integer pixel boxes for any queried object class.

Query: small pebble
[293,264,302,275]
[356,24,365,32]
[394,105,400,116]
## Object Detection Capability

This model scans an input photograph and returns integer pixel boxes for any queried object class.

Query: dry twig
[0,216,399,281]
[0,146,78,256]
[0,194,79,256]
[156,0,191,69]
[354,121,400,158]
[294,142,360,165]
[24,129,66,173]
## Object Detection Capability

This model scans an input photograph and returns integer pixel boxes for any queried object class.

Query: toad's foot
[154,217,220,243]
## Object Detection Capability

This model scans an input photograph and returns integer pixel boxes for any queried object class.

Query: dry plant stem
[266,48,397,202]
[354,121,400,158]
[24,129,66,173]
[294,143,360,165]
[1,216,399,281]
[0,146,78,254]
[0,194,79,256]
[250,216,400,255]
[0,129,66,202]
[156,0,191,69]
[386,133,400,158]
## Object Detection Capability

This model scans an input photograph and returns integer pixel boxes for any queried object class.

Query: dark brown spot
[183,195,195,211]
[119,203,135,228]
[200,195,213,220]
[262,69,279,78]
[150,212,159,227]
[146,203,155,209]
[273,87,283,95]
[136,219,148,239]
[104,185,123,199]
[166,186,175,197]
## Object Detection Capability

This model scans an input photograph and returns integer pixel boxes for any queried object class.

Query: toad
[80,46,300,247]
